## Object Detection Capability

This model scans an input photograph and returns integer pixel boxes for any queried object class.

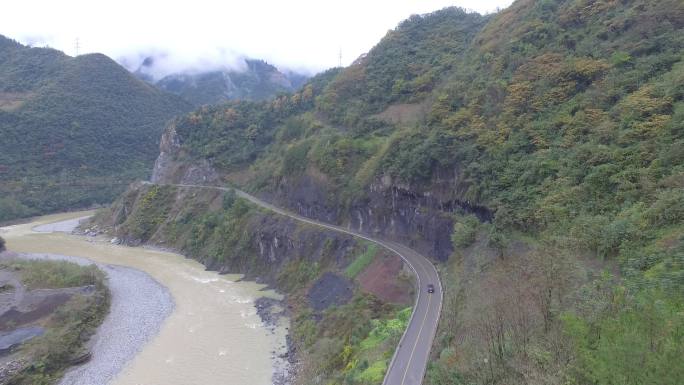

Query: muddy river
[1,211,288,385]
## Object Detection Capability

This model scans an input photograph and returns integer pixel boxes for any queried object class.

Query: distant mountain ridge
[0,35,191,221]
[132,56,309,106]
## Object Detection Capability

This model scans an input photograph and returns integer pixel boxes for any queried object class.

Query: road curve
[154,182,443,385]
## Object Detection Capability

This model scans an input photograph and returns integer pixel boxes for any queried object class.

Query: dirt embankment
[358,253,413,305]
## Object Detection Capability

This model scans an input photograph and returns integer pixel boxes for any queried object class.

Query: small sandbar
[32,216,91,234]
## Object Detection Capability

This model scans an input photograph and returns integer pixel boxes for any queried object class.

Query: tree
[563,289,684,385]
[451,215,479,248]
[527,248,575,333]
[0,236,5,252]
[222,189,237,210]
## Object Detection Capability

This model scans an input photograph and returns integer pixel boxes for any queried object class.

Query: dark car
[427,284,435,293]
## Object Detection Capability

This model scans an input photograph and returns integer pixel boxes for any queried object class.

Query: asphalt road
[158,182,443,385]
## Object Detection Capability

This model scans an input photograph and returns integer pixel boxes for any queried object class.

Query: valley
[0,0,682,384]
[143,181,442,385]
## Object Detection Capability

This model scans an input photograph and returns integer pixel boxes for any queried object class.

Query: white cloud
[1,0,513,77]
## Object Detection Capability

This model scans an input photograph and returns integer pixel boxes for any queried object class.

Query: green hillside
[0,36,191,221]
[152,1,684,383]
[155,59,306,106]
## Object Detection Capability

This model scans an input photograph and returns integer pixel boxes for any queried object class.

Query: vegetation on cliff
[155,1,684,383]
[0,36,190,222]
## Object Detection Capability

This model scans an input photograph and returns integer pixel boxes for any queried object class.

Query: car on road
[427,284,435,293]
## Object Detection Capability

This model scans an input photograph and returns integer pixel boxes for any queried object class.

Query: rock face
[307,272,353,311]
[150,125,180,184]
[202,210,358,284]
[265,171,492,262]
[150,123,219,185]
[102,184,359,286]
[150,121,491,261]
[149,105,494,261]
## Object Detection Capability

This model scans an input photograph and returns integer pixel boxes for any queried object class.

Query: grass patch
[0,259,110,385]
[360,307,412,350]
[345,243,378,278]
[357,360,388,383]
[2,259,103,290]
[15,293,109,385]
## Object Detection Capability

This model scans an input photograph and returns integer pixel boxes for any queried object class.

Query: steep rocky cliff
[152,120,484,261]
[150,123,219,185]
[265,170,494,261]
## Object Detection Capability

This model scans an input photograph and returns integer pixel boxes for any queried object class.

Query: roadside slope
[162,182,442,385]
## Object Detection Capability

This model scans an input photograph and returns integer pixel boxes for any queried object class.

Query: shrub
[451,215,479,248]
[222,189,237,210]
[0,197,33,222]
[356,360,388,383]
[281,141,311,175]
[3,259,104,289]
[563,289,684,385]
[645,189,684,227]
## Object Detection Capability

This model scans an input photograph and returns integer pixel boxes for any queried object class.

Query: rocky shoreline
[255,297,297,385]
[83,225,298,385]
[71,218,297,385]
[78,221,296,385]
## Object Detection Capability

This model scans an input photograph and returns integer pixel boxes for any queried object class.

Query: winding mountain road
[154,182,443,385]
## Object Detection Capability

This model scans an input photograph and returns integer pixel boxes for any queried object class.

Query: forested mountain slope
[121,1,683,383]
[0,36,191,221]
[154,59,308,106]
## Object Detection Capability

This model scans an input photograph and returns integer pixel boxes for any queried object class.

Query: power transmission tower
[75,38,80,56]
[338,48,342,67]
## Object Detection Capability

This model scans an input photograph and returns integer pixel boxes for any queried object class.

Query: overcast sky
[1,0,513,78]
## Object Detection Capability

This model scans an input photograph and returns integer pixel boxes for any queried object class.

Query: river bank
[12,252,172,385]
[2,211,291,385]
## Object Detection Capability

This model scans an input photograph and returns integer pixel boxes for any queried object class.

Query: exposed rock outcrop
[307,272,353,311]
[102,184,359,286]
[150,123,219,185]
[265,170,492,261]
[150,123,492,262]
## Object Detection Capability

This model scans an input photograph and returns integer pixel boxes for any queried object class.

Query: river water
[1,211,288,385]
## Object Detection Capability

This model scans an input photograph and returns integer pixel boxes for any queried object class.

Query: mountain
[0,36,192,221]
[133,57,309,106]
[103,1,683,384]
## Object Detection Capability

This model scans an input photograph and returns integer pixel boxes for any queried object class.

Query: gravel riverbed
[11,215,289,385]
[18,252,174,385]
